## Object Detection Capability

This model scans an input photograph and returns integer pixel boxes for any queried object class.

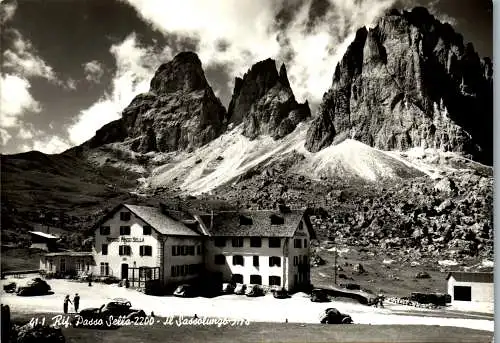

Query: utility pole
[334,248,337,286]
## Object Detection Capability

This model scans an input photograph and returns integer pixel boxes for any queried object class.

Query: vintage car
[245,284,264,297]
[72,298,146,328]
[173,284,197,297]
[222,283,235,294]
[3,282,16,293]
[272,288,290,299]
[16,278,51,296]
[310,289,330,303]
[234,283,247,295]
[319,308,353,324]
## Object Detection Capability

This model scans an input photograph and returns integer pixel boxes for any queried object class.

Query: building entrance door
[121,263,129,280]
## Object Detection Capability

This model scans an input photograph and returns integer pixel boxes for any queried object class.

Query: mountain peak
[87,51,227,153]
[306,7,493,165]
[149,51,209,95]
[227,58,310,139]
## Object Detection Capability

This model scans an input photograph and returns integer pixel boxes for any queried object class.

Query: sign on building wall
[106,237,145,243]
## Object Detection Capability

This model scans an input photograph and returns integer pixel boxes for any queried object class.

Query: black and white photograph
[0,0,495,342]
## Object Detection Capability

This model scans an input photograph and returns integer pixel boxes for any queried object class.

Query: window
[197,245,202,255]
[214,254,225,265]
[294,239,302,249]
[303,256,308,265]
[100,226,110,235]
[293,256,298,266]
[143,225,152,235]
[269,276,281,286]
[304,239,307,247]
[140,268,152,279]
[232,238,244,247]
[250,237,262,248]
[102,244,108,256]
[120,226,131,235]
[233,255,244,266]
[250,275,262,285]
[181,246,188,256]
[270,214,284,225]
[253,256,259,267]
[100,262,109,276]
[140,245,152,256]
[239,215,253,225]
[120,212,131,221]
[269,256,281,267]
[269,238,281,248]
[454,286,472,301]
[119,245,131,256]
[214,237,226,247]
[188,246,195,256]
[172,246,179,256]
[171,266,177,277]
[232,274,243,284]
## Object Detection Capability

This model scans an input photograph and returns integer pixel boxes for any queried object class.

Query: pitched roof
[446,272,494,283]
[29,231,59,239]
[45,251,93,257]
[123,204,200,237]
[198,210,314,238]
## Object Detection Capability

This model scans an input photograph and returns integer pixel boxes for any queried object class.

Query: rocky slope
[86,51,227,153]
[228,59,311,139]
[305,7,493,165]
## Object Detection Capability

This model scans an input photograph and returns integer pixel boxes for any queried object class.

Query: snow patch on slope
[147,123,427,195]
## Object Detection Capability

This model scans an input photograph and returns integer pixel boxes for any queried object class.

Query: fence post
[1,304,11,341]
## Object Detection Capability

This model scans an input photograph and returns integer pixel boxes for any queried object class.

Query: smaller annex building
[29,231,59,252]
[446,272,494,303]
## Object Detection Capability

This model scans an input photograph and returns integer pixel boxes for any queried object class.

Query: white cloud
[65,78,77,90]
[0,0,17,23]
[17,126,34,140]
[83,60,104,83]
[123,0,397,104]
[3,29,57,81]
[68,33,172,145]
[0,128,12,147]
[31,136,71,154]
[0,74,41,128]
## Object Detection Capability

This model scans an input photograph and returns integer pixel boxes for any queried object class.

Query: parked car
[319,308,353,324]
[3,282,16,293]
[272,288,289,299]
[173,284,196,297]
[234,283,247,295]
[222,283,235,294]
[72,298,146,328]
[16,278,51,296]
[245,284,264,297]
[310,289,329,302]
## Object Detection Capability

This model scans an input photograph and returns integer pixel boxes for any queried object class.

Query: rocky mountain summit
[228,58,311,139]
[86,51,227,153]
[305,7,493,165]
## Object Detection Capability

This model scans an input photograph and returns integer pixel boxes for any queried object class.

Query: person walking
[63,295,72,314]
[73,293,80,313]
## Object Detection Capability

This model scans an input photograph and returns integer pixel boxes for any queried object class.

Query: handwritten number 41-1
[28,317,46,327]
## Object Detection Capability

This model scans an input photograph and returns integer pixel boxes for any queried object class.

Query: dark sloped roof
[45,252,93,257]
[124,204,200,237]
[199,210,313,237]
[446,272,493,283]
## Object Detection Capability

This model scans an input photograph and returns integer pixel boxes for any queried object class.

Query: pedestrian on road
[63,295,72,314]
[73,293,80,313]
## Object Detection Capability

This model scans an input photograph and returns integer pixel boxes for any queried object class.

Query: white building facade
[46,203,316,292]
[446,272,494,303]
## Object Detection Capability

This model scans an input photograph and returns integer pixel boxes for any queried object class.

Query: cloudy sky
[0,0,493,154]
